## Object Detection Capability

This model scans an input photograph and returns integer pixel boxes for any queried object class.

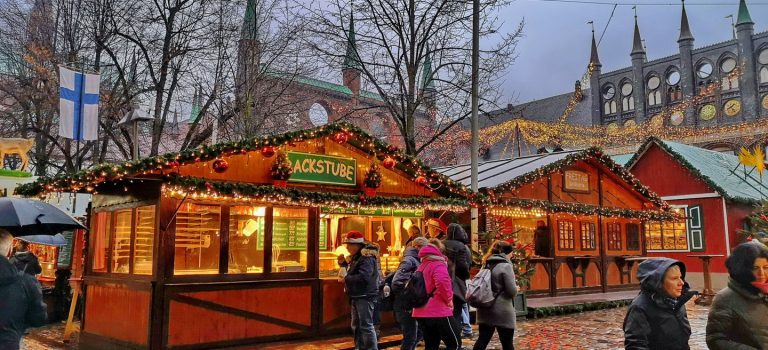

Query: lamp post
[119,108,154,160]
[470,0,480,250]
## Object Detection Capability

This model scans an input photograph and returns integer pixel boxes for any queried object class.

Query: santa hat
[427,218,447,233]
[344,231,365,244]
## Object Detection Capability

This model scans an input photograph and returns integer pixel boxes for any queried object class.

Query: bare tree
[302,0,523,157]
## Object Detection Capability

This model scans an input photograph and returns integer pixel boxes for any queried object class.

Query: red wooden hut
[624,138,764,290]
[436,148,674,297]
[16,123,469,349]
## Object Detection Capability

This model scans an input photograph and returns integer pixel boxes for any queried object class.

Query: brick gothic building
[228,0,436,147]
[478,0,768,160]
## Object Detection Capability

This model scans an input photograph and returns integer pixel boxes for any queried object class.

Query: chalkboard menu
[319,220,328,250]
[258,218,309,251]
[56,230,75,269]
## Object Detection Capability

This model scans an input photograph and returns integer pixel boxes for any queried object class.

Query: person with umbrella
[0,229,47,349]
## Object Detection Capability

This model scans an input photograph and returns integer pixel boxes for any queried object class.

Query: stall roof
[434,150,580,189]
[626,138,768,204]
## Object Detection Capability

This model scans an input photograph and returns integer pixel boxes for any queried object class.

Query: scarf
[750,281,768,295]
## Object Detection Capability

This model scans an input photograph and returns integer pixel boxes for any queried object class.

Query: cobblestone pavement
[21,305,709,349]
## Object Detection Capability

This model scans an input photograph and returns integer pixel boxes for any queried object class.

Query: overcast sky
[499,0,768,104]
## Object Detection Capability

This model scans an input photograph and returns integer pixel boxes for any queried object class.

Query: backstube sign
[287,151,357,186]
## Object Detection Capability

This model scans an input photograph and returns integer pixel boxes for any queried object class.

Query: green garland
[164,175,469,211]
[492,198,679,221]
[487,147,670,211]
[626,137,758,205]
[15,122,471,198]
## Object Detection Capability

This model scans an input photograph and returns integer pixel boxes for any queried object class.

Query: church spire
[678,0,694,42]
[343,10,360,71]
[736,0,754,26]
[421,44,435,91]
[589,26,601,67]
[241,0,259,40]
[631,13,645,55]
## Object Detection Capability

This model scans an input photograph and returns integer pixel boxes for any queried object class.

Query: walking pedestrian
[472,240,518,350]
[706,241,768,349]
[0,230,47,350]
[623,258,697,350]
[10,240,42,276]
[443,223,473,339]
[338,231,380,350]
[392,237,429,350]
[412,243,460,350]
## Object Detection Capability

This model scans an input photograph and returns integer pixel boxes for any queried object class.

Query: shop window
[132,206,155,275]
[112,209,132,274]
[626,223,640,251]
[91,212,111,272]
[580,222,596,250]
[558,221,575,250]
[644,220,689,251]
[272,207,309,273]
[687,205,705,251]
[228,206,266,274]
[607,223,622,250]
[174,203,221,275]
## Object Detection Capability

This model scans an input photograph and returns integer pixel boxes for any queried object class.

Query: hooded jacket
[343,244,380,299]
[443,223,471,302]
[476,254,518,329]
[623,258,696,350]
[706,242,768,350]
[412,245,453,318]
[391,247,420,294]
[0,257,47,350]
[10,251,42,276]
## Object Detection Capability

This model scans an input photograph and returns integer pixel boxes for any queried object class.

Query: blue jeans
[351,297,379,350]
[394,297,419,350]
[461,302,473,335]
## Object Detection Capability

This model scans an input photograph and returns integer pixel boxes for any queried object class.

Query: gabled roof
[434,147,668,208]
[625,138,768,204]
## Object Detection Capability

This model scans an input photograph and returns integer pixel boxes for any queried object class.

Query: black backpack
[401,270,435,309]
[379,273,396,312]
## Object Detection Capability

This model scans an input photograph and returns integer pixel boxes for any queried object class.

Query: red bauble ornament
[168,161,180,168]
[261,146,276,158]
[204,182,214,191]
[332,132,349,144]
[212,159,229,173]
[415,176,428,186]
[382,156,396,169]
[387,145,398,153]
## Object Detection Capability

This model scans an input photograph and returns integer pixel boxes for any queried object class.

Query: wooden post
[62,284,81,342]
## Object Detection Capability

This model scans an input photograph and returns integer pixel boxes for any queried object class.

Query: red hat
[427,218,447,233]
[344,231,365,244]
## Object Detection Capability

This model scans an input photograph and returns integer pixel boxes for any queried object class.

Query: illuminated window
[133,206,155,275]
[607,223,622,250]
[272,207,309,273]
[626,223,641,251]
[580,222,596,250]
[91,212,111,273]
[645,220,688,251]
[558,221,575,250]
[112,209,132,274]
[228,206,266,274]
[174,203,221,275]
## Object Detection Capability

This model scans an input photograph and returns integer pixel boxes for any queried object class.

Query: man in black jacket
[623,258,697,350]
[10,240,42,276]
[443,223,473,340]
[338,231,379,350]
[0,230,47,350]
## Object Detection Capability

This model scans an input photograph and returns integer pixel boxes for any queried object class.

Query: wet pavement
[22,305,710,349]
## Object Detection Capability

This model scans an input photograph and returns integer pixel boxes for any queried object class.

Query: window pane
[92,212,111,272]
[607,223,622,250]
[580,222,596,250]
[229,206,266,274]
[558,221,575,250]
[626,224,640,250]
[645,222,663,250]
[272,207,309,273]
[133,206,155,275]
[174,203,221,275]
[112,210,132,274]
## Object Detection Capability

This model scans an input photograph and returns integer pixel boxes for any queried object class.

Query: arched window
[668,86,682,102]
[666,69,681,102]
[309,102,329,127]
[602,85,617,114]
[760,67,768,85]
[621,82,634,111]
[720,57,738,90]
[647,75,661,106]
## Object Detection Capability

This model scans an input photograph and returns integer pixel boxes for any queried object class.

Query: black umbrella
[0,198,86,236]
[16,233,68,246]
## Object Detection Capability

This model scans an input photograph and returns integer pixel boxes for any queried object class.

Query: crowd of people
[338,223,519,350]
[623,240,768,350]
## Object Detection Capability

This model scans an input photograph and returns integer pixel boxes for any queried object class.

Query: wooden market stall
[16,123,468,350]
[436,148,675,297]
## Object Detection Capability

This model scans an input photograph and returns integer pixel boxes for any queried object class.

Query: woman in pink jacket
[412,243,460,350]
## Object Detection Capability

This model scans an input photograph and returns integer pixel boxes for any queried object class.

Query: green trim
[0,169,33,178]
[492,198,677,221]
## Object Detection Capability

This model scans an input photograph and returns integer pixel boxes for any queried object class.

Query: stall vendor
[533,221,551,257]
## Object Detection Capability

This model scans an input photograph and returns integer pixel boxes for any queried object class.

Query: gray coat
[706,279,768,350]
[476,254,518,329]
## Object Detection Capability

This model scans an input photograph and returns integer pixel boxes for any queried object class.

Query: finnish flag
[59,66,100,141]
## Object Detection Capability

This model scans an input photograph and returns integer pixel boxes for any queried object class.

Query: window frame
[626,223,641,251]
[644,205,691,252]
[558,220,576,250]
[580,222,596,251]
[607,223,622,251]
